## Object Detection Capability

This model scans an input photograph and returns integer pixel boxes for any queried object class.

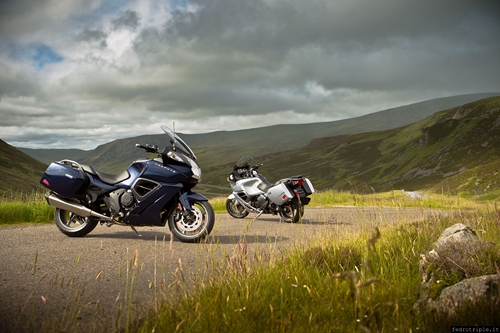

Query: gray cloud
[75,27,108,48]
[112,10,141,31]
[0,0,499,149]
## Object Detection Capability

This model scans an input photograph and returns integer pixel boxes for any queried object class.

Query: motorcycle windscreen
[266,183,294,205]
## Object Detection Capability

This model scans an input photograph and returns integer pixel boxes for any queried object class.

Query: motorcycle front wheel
[168,200,215,243]
[54,208,98,237]
[279,197,304,223]
[226,198,249,218]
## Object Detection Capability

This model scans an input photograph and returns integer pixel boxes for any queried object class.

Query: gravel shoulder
[0,206,450,332]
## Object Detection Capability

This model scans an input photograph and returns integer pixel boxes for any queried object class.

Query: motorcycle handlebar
[136,143,159,153]
[251,163,264,170]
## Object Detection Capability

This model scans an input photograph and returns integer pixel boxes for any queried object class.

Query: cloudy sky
[1,0,499,150]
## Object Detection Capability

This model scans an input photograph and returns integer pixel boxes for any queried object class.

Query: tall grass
[2,190,499,331]
[7,235,185,333]
[209,188,483,212]
[136,206,500,332]
[0,190,53,224]
[0,188,488,225]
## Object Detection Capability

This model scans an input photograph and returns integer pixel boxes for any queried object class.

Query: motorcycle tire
[279,197,304,223]
[54,208,98,237]
[225,198,249,218]
[168,200,215,243]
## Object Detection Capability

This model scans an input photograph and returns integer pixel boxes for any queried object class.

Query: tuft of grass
[0,190,54,224]
[136,205,500,332]
[209,188,486,213]
[0,188,490,224]
[310,188,489,209]
[3,189,500,331]
[208,196,226,212]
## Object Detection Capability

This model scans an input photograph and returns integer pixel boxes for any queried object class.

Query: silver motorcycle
[226,156,314,222]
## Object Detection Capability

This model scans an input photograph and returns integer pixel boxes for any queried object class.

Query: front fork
[176,191,210,219]
[178,192,193,211]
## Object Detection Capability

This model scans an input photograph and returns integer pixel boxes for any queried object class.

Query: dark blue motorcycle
[40,125,214,243]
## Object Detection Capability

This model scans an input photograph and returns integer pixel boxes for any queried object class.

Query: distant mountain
[0,139,48,195]
[73,93,500,174]
[17,148,92,165]
[200,96,500,196]
[10,93,500,197]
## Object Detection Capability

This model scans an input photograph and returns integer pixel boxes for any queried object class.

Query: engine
[252,194,268,210]
[104,189,136,215]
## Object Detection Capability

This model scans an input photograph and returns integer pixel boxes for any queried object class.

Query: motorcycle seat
[258,174,273,191]
[81,165,131,184]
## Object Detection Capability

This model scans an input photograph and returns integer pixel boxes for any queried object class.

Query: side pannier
[40,160,89,198]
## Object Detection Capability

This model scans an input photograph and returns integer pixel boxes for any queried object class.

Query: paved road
[0,207,449,332]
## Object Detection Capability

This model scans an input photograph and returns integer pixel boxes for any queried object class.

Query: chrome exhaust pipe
[45,193,111,220]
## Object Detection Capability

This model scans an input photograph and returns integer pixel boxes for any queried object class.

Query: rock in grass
[414,223,500,317]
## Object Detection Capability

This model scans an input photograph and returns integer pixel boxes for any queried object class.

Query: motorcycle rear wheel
[54,208,98,237]
[226,198,249,218]
[279,197,304,223]
[168,200,215,243]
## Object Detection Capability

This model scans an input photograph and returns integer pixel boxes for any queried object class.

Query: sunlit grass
[0,188,491,224]
[309,189,489,209]
[136,206,500,332]
[0,190,53,224]
[3,188,499,332]
[209,188,487,213]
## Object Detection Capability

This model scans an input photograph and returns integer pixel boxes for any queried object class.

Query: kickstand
[130,226,142,237]
[253,210,263,222]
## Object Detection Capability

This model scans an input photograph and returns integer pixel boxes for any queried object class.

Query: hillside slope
[74,93,500,173]
[17,148,91,165]
[5,94,499,197]
[201,97,500,196]
[0,140,48,195]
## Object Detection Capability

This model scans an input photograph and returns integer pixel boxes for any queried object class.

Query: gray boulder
[415,223,499,316]
[425,274,500,317]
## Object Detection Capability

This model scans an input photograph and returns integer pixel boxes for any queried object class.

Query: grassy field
[135,200,500,332]
[0,188,494,226]
[0,190,54,225]
[1,190,499,332]
[209,188,487,212]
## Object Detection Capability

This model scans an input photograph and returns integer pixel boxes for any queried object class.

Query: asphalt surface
[0,207,450,332]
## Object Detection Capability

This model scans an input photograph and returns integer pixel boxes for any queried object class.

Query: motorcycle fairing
[125,187,209,227]
[141,160,192,183]
[232,178,262,196]
[125,182,181,226]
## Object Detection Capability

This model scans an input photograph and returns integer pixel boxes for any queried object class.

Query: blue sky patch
[8,42,63,70]
[32,44,63,70]
[170,0,188,10]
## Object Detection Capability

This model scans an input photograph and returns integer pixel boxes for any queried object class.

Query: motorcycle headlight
[187,157,202,181]
[167,151,185,163]
[192,164,201,181]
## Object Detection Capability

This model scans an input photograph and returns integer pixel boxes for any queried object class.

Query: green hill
[17,148,91,165]
[7,93,500,198]
[0,139,48,195]
[200,97,500,196]
[54,94,495,175]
